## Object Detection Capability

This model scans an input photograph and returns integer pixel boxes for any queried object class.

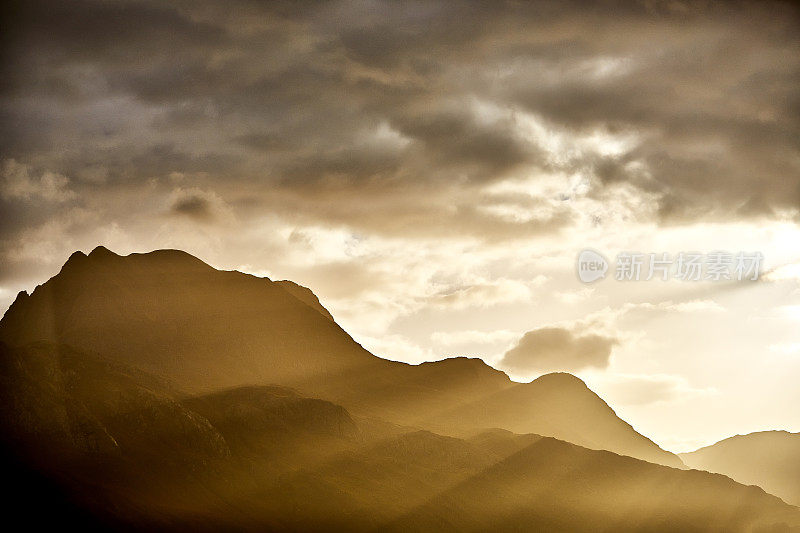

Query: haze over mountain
[3,246,800,530]
[1,341,798,531]
[3,1,799,529]
[2,0,799,474]
[0,246,681,467]
[681,431,800,507]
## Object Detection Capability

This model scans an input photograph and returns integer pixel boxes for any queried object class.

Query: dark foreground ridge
[1,341,798,531]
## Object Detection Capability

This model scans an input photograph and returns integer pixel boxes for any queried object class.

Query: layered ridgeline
[681,431,800,507]
[1,342,798,531]
[0,246,680,467]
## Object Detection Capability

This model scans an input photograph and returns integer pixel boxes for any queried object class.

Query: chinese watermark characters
[577,250,763,283]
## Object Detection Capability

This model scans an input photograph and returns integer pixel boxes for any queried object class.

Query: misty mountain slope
[0,340,797,531]
[251,430,502,530]
[386,436,800,533]
[428,372,685,468]
[0,341,236,528]
[0,246,679,466]
[338,356,512,431]
[202,429,800,532]
[183,385,359,462]
[275,280,335,321]
[0,341,230,469]
[681,431,800,506]
[0,342,378,529]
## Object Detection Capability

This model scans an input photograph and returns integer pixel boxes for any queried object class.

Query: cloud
[429,276,546,310]
[0,159,75,202]
[168,187,233,223]
[662,300,725,313]
[593,373,717,407]
[764,262,800,282]
[1,0,796,248]
[589,298,727,322]
[354,333,436,365]
[431,329,518,347]
[556,287,595,304]
[1,0,798,454]
[769,342,800,355]
[499,326,618,374]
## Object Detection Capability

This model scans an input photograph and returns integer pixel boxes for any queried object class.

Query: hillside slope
[681,431,800,506]
[0,342,795,531]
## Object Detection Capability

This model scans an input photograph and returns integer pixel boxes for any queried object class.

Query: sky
[1,0,799,452]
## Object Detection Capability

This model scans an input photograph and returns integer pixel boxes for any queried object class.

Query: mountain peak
[55,246,212,279]
[67,250,88,261]
[128,248,213,269]
[422,356,490,367]
[84,246,214,272]
[416,356,511,383]
[0,245,371,392]
[680,429,800,506]
[88,245,117,259]
[4,291,30,316]
[60,250,88,272]
[529,372,589,388]
[701,429,798,449]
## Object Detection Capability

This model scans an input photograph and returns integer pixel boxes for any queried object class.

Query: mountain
[243,430,794,532]
[427,372,683,468]
[0,340,367,529]
[0,246,376,392]
[0,246,681,467]
[0,340,234,529]
[183,385,359,464]
[681,431,800,506]
[2,341,796,531]
[0,341,229,469]
[386,435,800,533]
[274,280,335,321]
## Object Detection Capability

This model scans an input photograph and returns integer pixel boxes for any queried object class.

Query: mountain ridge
[0,340,796,531]
[680,430,800,506]
[0,246,682,467]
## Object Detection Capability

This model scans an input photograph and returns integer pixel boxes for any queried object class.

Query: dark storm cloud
[390,109,539,181]
[171,192,215,221]
[2,1,226,66]
[1,0,799,266]
[500,326,618,374]
[497,4,800,217]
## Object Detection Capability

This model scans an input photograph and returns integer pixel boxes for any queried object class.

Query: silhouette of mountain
[0,246,374,392]
[0,246,681,467]
[681,431,800,506]
[0,342,797,531]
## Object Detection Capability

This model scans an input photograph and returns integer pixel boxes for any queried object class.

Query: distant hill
[427,371,683,468]
[385,435,800,533]
[0,246,682,467]
[681,431,800,506]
